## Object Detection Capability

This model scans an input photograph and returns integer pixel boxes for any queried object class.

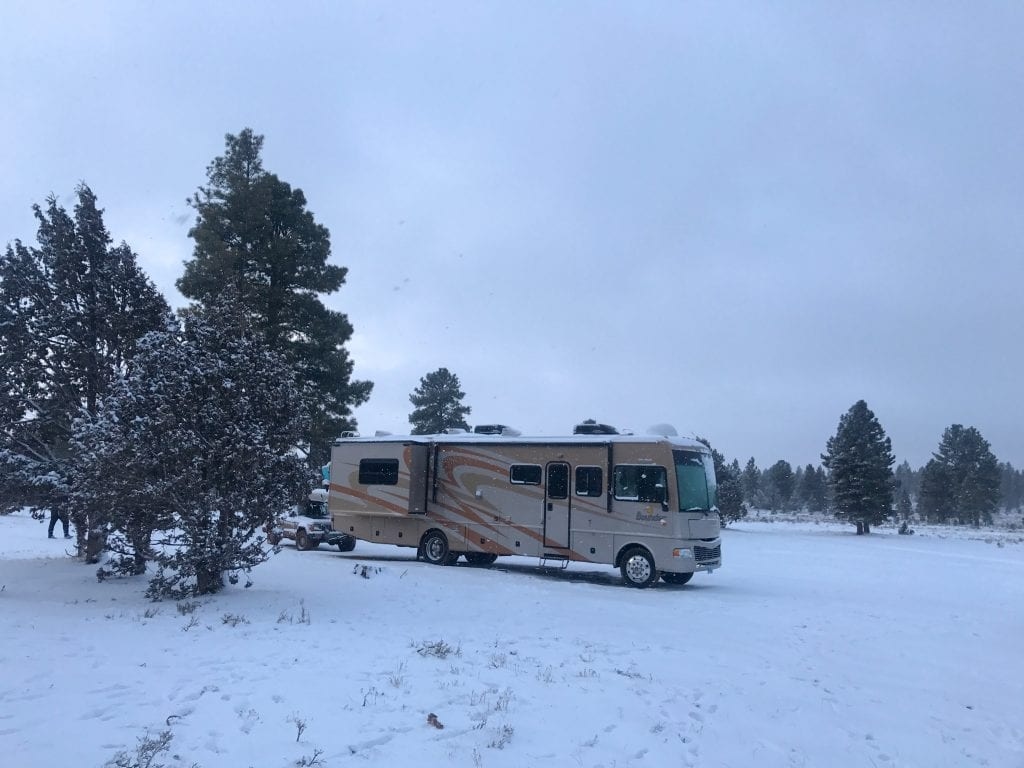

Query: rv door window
[575,466,603,497]
[358,458,399,485]
[613,465,668,502]
[510,464,542,485]
[547,463,569,499]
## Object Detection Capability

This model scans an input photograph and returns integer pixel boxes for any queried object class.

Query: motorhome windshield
[673,449,717,512]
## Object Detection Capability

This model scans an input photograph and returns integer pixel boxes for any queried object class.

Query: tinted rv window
[613,465,668,502]
[510,464,542,484]
[547,463,569,499]
[575,466,603,497]
[358,459,399,485]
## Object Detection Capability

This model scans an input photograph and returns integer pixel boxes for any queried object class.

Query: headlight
[672,548,693,559]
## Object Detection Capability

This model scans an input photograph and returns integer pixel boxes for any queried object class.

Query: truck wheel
[620,547,657,588]
[295,529,312,551]
[465,553,498,567]
[421,531,452,565]
[661,571,693,586]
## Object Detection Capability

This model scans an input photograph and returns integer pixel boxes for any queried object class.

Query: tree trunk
[855,521,864,535]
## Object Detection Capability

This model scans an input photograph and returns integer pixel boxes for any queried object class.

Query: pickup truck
[266,489,355,552]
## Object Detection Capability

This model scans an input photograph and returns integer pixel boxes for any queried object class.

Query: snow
[1,511,1022,768]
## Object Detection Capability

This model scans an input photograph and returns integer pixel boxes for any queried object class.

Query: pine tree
[918,458,952,523]
[918,425,1000,526]
[178,129,371,467]
[798,463,827,512]
[821,400,895,533]
[70,293,309,597]
[765,460,795,512]
[741,457,762,509]
[696,439,747,524]
[0,185,170,542]
[1000,462,1023,512]
[409,368,471,435]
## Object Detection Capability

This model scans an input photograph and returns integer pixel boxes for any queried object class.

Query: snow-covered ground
[1,511,1021,768]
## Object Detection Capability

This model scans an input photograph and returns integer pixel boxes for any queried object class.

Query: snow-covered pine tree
[71,293,310,597]
[0,186,170,550]
[821,400,895,533]
[695,438,746,524]
[798,463,828,512]
[178,129,371,467]
[409,367,472,435]
[765,460,795,512]
[918,425,1000,526]
[741,457,762,509]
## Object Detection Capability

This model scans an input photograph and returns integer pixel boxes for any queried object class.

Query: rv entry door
[543,462,570,548]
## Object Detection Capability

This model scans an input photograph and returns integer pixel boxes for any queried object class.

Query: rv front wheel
[420,531,452,566]
[620,547,658,588]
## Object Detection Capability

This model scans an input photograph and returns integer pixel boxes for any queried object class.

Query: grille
[694,545,721,564]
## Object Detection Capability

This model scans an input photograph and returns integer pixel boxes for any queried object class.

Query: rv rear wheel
[295,529,313,551]
[661,571,693,586]
[420,531,453,566]
[620,547,658,588]
[465,553,498,567]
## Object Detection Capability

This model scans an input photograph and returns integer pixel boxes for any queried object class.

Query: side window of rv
[575,466,603,497]
[510,464,542,485]
[613,465,668,502]
[358,458,399,485]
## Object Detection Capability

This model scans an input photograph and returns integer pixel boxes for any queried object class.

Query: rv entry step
[539,554,570,570]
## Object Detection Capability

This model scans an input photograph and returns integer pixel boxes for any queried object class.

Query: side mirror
[655,483,669,512]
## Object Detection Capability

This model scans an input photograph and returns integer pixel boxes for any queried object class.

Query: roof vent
[573,422,619,435]
[473,424,518,436]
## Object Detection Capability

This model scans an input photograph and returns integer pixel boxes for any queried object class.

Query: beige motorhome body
[327,432,722,587]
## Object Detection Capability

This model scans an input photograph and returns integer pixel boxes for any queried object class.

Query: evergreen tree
[918,458,952,523]
[896,488,914,521]
[821,400,895,533]
[798,463,827,512]
[70,293,309,597]
[177,129,371,467]
[696,439,747,524]
[409,367,471,435]
[765,460,795,512]
[918,425,1000,526]
[741,457,762,509]
[1000,462,1023,512]
[0,185,170,545]
[894,460,919,501]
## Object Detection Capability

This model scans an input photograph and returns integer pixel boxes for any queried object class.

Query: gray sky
[3,1,1022,470]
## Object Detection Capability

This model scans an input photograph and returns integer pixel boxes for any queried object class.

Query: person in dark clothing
[48,509,71,539]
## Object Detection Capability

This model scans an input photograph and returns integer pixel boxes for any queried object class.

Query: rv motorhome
[327,426,722,588]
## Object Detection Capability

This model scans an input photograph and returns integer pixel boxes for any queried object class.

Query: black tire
[267,531,282,546]
[295,529,313,551]
[620,547,658,588]
[336,535,356,553]
[661,571,693,586]
[464,552,498,567]
[420,530,452,565]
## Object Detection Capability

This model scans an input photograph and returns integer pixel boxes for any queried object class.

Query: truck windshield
[305,501,329,518]
[673,450,717,512]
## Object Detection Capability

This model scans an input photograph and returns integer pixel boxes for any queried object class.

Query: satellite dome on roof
[646,423,678,437]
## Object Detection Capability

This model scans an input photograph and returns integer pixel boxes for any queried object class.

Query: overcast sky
[2,1,1022,470]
